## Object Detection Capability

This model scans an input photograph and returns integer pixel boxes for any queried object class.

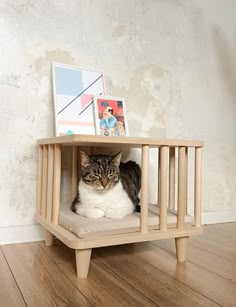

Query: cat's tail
[71,192,80,213]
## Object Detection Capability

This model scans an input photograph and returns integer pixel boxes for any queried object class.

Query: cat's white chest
[77,180,134,218]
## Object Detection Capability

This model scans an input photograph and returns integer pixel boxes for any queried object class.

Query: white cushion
[59,204,193,239]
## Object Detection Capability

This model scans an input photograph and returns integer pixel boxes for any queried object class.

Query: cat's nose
[101,178,108,188]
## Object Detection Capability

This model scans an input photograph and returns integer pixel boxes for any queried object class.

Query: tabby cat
[71,151,141,219]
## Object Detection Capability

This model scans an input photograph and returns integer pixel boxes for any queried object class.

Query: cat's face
[80,151,122,190]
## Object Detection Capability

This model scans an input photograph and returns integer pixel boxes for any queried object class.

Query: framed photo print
[94,96,129,136]
[52,62,106,136]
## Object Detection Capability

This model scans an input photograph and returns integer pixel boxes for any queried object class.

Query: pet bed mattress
[59,204,194,239]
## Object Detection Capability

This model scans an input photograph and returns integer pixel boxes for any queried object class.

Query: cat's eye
[94,171,101,177]
[108,174,119,182]
[108,170,115,176]
[108,172,114,178]
[84,174,100,182]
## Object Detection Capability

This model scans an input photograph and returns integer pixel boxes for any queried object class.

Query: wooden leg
[175,236,189,262]
[44,229,54,246]
[75,249,92,278]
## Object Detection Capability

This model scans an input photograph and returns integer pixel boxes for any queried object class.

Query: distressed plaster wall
[0,0,236,228]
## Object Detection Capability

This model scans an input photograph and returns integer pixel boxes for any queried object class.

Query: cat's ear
[112,152,122,167]
[80,151,90,167]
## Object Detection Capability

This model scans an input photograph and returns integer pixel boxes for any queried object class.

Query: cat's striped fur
[71,151,141,218]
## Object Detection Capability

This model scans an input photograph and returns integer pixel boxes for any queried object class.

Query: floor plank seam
[189,238,236,263]
[197,234,236,245]
[0,246,27,307]
[37,242,92,306]
[95,256,161,307]
[121,245,223,306]
[202,228,236,242]
[1,223,234,307]
[123,243,223,307]
[39,242,158,306]
[150,241,235,281]
[223,241,236,249]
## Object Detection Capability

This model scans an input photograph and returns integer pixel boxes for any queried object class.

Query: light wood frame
[36,135,203,278]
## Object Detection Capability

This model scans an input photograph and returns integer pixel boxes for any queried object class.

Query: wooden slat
[71,146,78,199]
[177,147,187,228]
[158,148,161,206]
[37,134,204,148]
[194,147,202,227]
[185,147,188,214]
[46,144,54,222]
[52,144,61,225]
[140,145,149,233]
[0,248,26,307]
[41,145,48,219]
[36,145,43,217]
[159,146,168,231]
[77,148,81,183]
[169,147,175,209]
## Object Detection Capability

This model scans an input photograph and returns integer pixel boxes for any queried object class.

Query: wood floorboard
[223,241,236,249]
[2,243,91,307]
[95,246,220,307]
[60,259,156,307]
[208,223,236,237]
[1,223,236,307]
[39,239,75,264]
[40,241,156,307]
[0,248,26,307]
[153,238,236,279]
[124,242,236,306]
[202,225,236,243]
[188,235,236,263]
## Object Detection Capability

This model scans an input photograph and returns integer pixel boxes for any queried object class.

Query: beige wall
[0,0,236,230]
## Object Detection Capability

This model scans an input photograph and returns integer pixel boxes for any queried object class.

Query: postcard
[93,96,129,136]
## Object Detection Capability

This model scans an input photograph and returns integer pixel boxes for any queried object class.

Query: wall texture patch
[0,0,236,229]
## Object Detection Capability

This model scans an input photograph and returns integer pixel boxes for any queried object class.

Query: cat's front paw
[105,209,128,219]
[75,207,105,219]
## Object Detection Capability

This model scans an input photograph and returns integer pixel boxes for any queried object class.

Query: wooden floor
[1,223,236,307]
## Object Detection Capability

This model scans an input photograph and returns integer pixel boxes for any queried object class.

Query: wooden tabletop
[37,134,203,147]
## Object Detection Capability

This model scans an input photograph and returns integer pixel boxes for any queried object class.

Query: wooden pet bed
[36,135,203,278]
